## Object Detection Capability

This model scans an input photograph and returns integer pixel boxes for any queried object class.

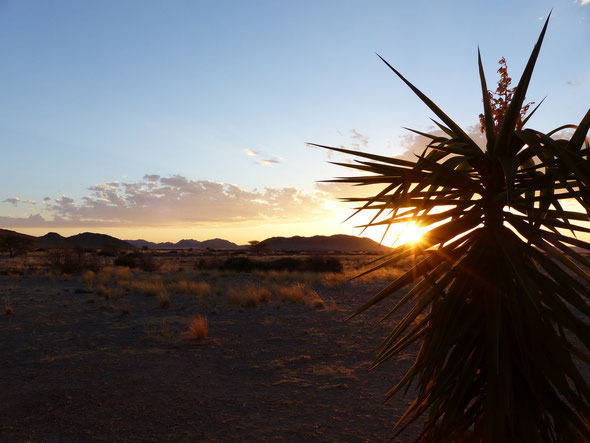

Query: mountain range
[125,238,240,250]
[1,229,390,252]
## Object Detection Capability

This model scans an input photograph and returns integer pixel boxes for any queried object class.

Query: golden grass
[97,267,113,284]
[322,265,405,287]
[227,282,324,308]
[169,280,211,297]
[82,270,96,290]
[228,284,271,307]
[187,315,208,340]
[273,283,324,308]
[159,263,180,274]
[272,283,306,304]
[120,277,164,296]
[303,287,325,308]
[252,270,324,283]
[114,266,133,280]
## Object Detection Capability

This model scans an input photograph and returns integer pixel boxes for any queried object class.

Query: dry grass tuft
[226,282,323,309]
[228,284,271,307]
[97,284,111,302]
[254,270,325,284]
[145,319,171,340]
[304,287,325,309]
[272,283,325,308]
[169,280,212,297]
[4,297,13,315]
[121,277,164,296]
[187,315,208,340]
[114,266,133,281]
[272,283,306,304]
[322,265,405,287]
[189,281,212,297]
[157,291,170,309]
[97,267,113,284]
[82,270,96,290]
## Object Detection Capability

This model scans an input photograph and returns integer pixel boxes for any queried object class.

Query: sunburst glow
[362,221,425,247]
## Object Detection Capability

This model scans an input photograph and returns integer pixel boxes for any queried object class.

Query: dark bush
[138,253,158,272]
[114,252,159,272]
[263,257,301,272]
[221,256,343,273]
[98,248,118,257]
[46,249,101,274]
[303,257,343,273]
[114,253,138,268]
[222,257,256,272]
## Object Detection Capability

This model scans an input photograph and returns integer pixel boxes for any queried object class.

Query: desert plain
[0,250,423,442]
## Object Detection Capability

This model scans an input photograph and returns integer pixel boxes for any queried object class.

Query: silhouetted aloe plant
[313,14,590,441]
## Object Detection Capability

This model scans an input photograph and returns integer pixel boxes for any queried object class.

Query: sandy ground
[0,272,423,442]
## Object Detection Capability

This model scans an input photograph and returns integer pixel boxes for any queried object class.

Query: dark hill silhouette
[201,238,241,249]
[35,232,135,250]
[67,232,135,250]
[259,234,390,252]
[0,228,36,242]
[1,229,390,253]
[36,232,73,249]
[0,229,37,256]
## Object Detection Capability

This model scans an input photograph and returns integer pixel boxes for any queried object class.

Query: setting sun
[395,222,424,245]
[361,220,425,247]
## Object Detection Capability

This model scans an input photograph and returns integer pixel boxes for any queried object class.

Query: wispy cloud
[566,73,590,86]
[244,148,282,166]
[143,174,160,182]
[244,148,259,157]
[1,197,35,206]
[581,0,589,6]
[257,156,282,166]
[3,197,20,206]
[349,129,369,150]
[0,175,332,229]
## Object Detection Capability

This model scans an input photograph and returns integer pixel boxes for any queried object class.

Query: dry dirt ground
[0,268,423,442]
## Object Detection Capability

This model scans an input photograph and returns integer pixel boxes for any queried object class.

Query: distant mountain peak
[259,234,390,252]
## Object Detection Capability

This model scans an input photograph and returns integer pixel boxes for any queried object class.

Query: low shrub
[222,257,256,272]
[114,253,138,268]
[46,249,85,275]
[187,315,208,340]
[114,252,159,272]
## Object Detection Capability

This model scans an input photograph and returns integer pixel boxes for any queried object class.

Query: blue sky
[1,0,588,243]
